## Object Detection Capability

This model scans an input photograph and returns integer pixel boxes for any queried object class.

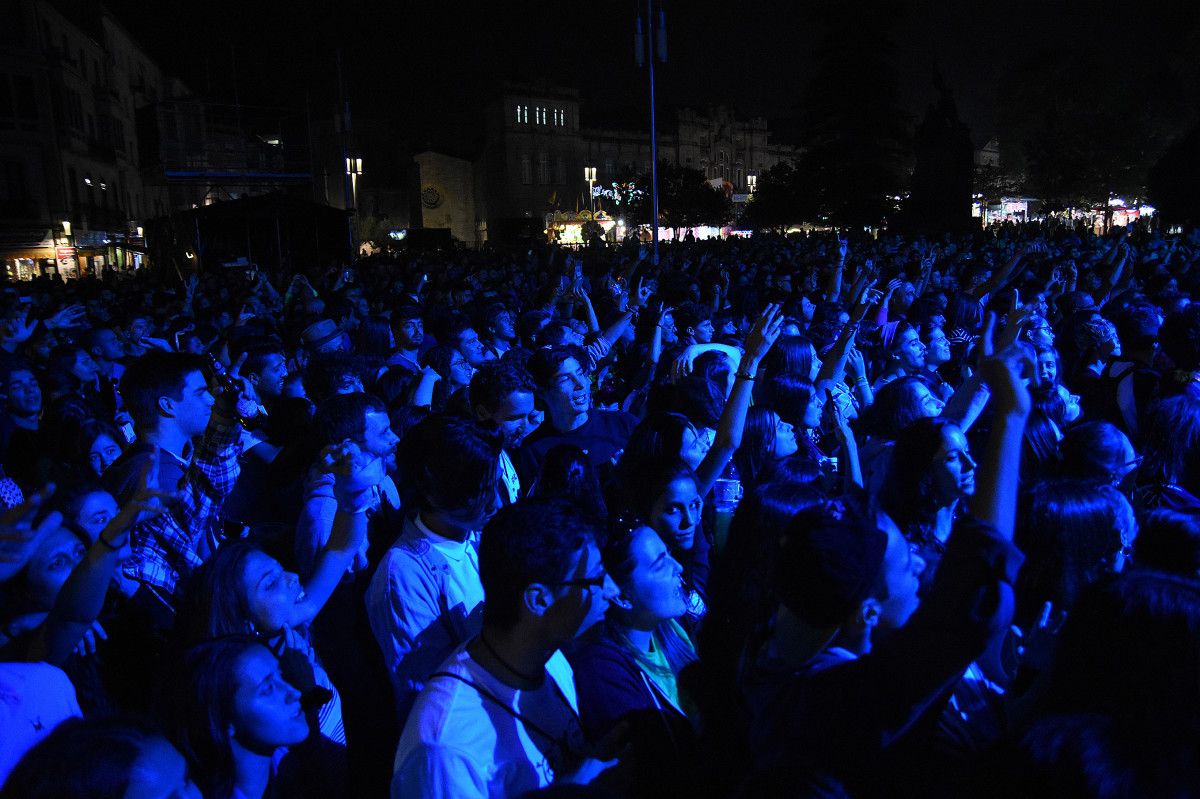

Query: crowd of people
[0,223,1198,798]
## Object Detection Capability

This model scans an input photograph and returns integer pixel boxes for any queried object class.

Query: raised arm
[823,235,848,302]
[970,243,1038,302]
[695,304,784,494]
[598,276,650,348]
[972,314,1033,542]
[34,470,170,665]
[292,443,374,626]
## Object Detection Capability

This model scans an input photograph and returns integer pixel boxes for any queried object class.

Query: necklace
[479,632,541,683]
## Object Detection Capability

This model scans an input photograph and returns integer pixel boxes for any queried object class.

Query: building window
[515,105,521,124]
[735,167,744,187]
[520,154,532,185]
[516,105,528,124]
[604,158,614,177]
[537,152,549,184]
[718,150,726,162]
[554,156,565,185]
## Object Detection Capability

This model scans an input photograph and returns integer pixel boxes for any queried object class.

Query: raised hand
[2,308,38,345]
[669,349,698,384]
[743,302,785,365]
[980,313,1033,417]
[849,280,882,323]
[214,352,260,422]
[829,389,854,445]
[845,347,867,380]
[321,441,386,501]
[632,275,652,309]
[45,304,86,330]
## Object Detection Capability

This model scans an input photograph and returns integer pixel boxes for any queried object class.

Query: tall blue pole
[646,0,660,265]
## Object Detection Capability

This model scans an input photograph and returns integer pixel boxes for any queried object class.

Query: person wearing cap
[740,343,1030,796]
[301,318,348,356]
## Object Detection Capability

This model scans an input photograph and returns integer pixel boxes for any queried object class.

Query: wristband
[735,372,756,381]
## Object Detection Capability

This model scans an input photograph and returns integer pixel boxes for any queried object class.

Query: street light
[747,173,757,193]
[345,157,363,210]
[635,1,667,265]
[584,166,597,213]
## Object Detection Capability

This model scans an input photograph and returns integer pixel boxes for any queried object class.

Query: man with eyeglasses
[392,498,621,798]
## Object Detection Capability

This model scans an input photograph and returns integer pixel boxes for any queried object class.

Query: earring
[612,596,633,611]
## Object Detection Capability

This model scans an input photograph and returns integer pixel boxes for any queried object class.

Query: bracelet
[735,372,756,381]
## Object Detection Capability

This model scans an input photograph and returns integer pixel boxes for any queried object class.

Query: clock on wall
[421,186,443,209]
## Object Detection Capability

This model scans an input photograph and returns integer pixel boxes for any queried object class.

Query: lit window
[515,105,521,123]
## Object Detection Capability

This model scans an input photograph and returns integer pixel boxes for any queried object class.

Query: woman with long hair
[175,443,375,746]
[171,638,344,799]
[879,417,977,581]
[567,520,701,798]
[1014,480,1136,630]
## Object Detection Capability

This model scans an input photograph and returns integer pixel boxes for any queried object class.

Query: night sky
[102,0,1198,152]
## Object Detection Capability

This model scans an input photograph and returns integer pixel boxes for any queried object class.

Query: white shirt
[392,646,584,799]
[498,451,521,505]
[0,662,82,785]
[366,515,485,723]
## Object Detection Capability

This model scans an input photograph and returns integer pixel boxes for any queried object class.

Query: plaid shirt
[120,415,242,597]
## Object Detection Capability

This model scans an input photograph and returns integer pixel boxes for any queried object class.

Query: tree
[1149,123,1200,228]
[629,162,731,232]
[741,160,805,231]
[791,9,911,227]
[996,10,1199,207]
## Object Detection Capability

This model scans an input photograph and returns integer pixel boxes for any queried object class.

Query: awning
[0,229,54,253]
[0,248,55,260]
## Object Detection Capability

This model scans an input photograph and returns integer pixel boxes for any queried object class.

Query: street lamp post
[346,157,363,254]
[346,157,363,210]
[584,166,597,214]
[747,173,757,194]
[635,1,666,265]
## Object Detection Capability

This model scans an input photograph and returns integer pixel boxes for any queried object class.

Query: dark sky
[101,0,1197,151]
